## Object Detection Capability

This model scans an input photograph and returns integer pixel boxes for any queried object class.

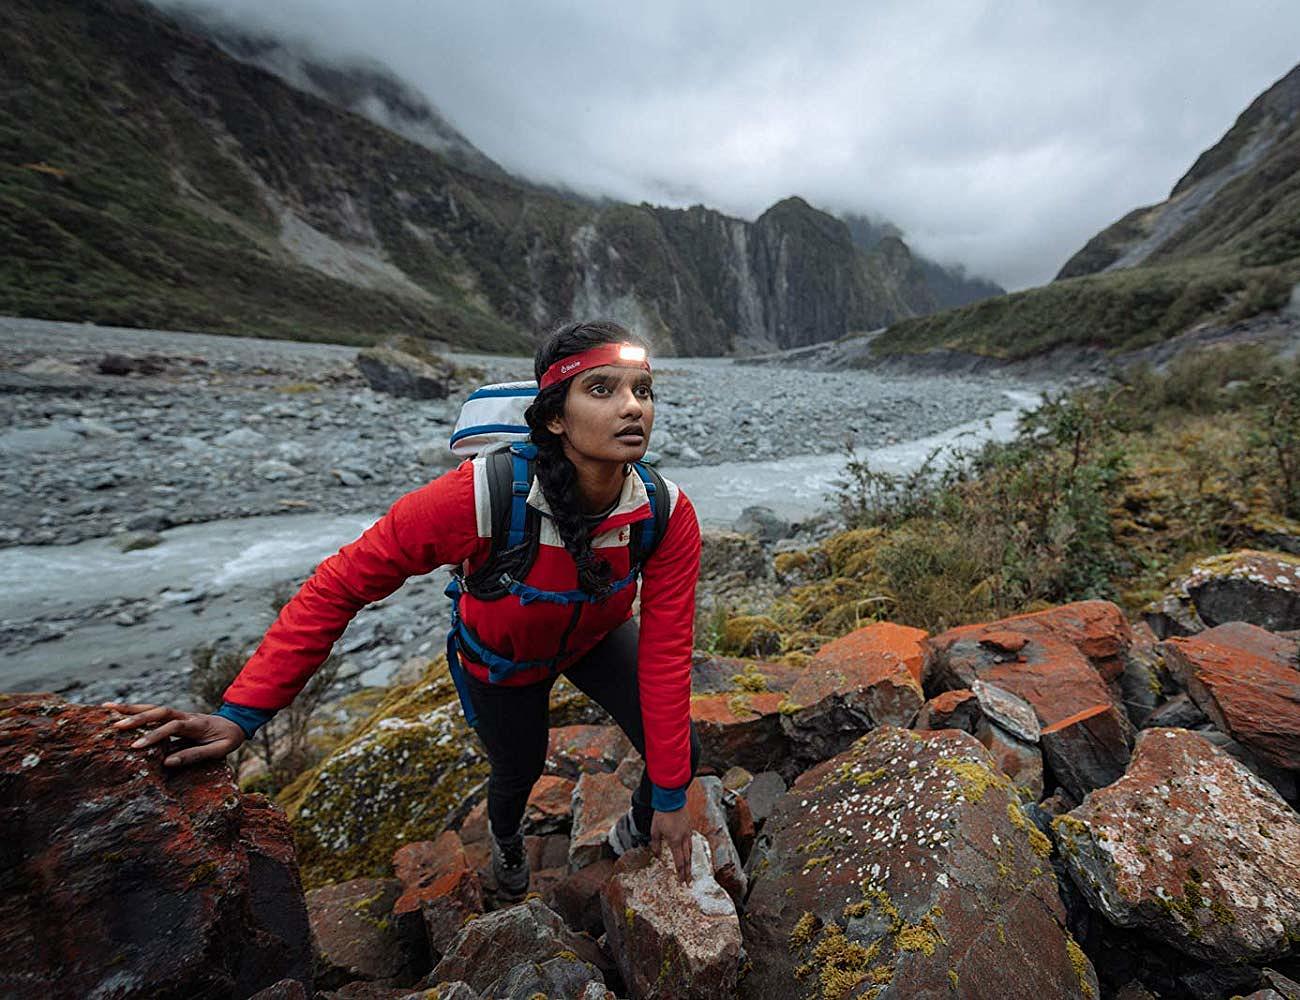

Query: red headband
[538,342,651,390]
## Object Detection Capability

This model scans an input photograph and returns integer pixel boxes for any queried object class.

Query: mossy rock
[719,614,784,657]
[279,658,485,888]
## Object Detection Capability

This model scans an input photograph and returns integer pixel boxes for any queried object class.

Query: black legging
[464,619,701,838]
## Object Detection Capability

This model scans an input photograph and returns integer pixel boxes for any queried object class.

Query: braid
[531,427,613,597]
[524,319,646,597]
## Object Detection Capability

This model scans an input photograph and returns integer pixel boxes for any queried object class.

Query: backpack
[443,381,671,725]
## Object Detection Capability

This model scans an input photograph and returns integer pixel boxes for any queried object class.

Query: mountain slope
[1,0,947,355]
[1058,64,1300,279]
[842,212,1005,309]
[869,65,1300,363]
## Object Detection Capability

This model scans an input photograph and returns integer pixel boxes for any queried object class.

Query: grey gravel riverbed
[0,316,1052,709]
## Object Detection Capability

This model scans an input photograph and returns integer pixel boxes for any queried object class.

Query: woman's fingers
[130,717,186,748]
[107,704,174,729]
[163,740,236,768]
[670,834,691,884]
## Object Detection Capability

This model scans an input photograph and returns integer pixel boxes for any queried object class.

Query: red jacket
[221,456,701,795]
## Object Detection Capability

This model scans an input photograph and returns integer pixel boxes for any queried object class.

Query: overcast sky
[154,1,1300,290]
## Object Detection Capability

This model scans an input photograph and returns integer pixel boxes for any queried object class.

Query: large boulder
[742,727,1098,999]
[278,663,488,888]
[927,600,1133,688]
[0,695,312,998]
[1143,550,1300,638]
[925,602,1135,792]
[1161,622,1300,771]
[1053,728,1300,964]
[600,834,743,999]
[355,345,455,399]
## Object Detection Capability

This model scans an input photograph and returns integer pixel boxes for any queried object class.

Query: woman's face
[546,364,655,465]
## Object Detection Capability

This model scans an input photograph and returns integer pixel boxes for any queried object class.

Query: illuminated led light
[618,345,647,362]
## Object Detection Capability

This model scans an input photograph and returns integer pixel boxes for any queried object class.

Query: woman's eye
[590,384,610,396]
[635,385,654,399]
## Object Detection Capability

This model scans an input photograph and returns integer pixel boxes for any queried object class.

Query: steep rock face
[1058,63,1300,278]
[4,0,948,355]
[0,694,313,998]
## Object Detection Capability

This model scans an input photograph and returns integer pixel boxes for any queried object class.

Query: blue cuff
[215,701,277,739]
[651,783,688,812]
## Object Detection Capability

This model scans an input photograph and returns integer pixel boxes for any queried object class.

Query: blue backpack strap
[443,577,479,728]
[506,443,536,550]
[629,461,671,566]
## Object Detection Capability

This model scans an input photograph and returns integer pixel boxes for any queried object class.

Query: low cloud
[152,0,1300,289]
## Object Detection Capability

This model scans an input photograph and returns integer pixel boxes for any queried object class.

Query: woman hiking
[105,319,703,896]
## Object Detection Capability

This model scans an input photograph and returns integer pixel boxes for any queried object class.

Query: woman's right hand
[103,702,246,767]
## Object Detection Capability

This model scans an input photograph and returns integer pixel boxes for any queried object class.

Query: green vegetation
[868,258,1297,361]
[738,344,1300,649]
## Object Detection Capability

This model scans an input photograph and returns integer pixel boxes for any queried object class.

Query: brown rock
[545,857,617,936]
[307,878,413,989]
[1162,621,1300,770]
[925,604,1136,768]
[569,770,633,871]
[457,799,487,846]
[689,653,805,776]
[546,724,634,779]
[430,897,606,994]
[725,788,756,860]
[600,835,742,999]
[975,718,1044,800]
[1040,703,1134,801]
[915,688,980,732]
[1053,727,1300,963]
[690,690,790,776]
[742,727,1098,999]
[524,774,577,834]
[391,832,482,960]
[684,776,747,905]
[795,620,927,725]
[392,832,468,892]
[0,695,312,999]
[775,622,928,774]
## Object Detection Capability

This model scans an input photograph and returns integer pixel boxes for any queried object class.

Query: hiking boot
[490,824,529,898]
[607,808,652,857]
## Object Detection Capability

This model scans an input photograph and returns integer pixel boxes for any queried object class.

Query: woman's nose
[618,388,644,416]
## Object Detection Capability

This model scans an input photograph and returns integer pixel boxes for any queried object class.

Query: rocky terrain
[0,317,1035,549]
[3,557,1298,999]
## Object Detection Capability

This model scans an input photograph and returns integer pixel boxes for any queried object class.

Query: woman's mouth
[614,425,645,443]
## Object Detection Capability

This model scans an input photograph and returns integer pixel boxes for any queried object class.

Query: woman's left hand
[650,808,694,883]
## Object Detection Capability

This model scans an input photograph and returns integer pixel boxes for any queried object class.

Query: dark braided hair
[525,320,648,597]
